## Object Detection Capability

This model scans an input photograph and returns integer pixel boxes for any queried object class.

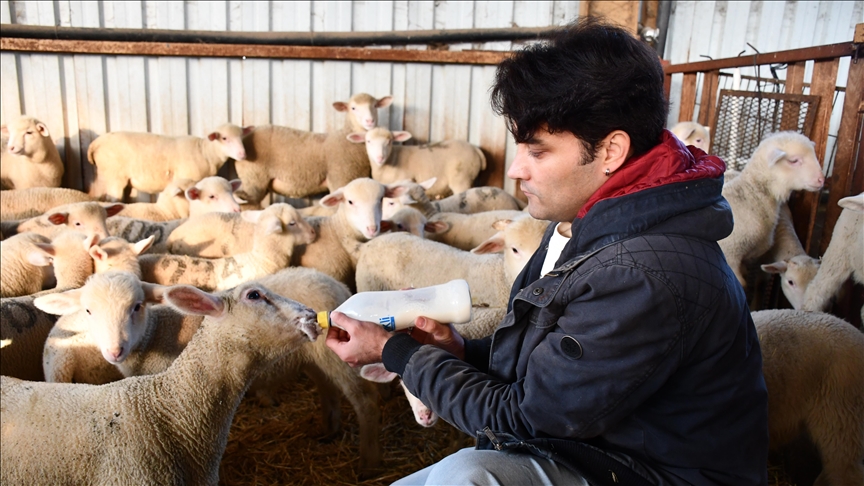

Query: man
[326,17,768,486]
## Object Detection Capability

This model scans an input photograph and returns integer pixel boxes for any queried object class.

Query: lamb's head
[381,178,436,219]
[155,178,194,218]
[89,235,153,277]
[320,177,408,240]
[670,121,711,152]
[163,282,320,361]
[244,203,316,245]
[471,215,549,283]
[207,123,253,161]
[347,127,412,167]
[359,363,439,428]
[19,201,124,240]
[34,270,165,365]
[3,115,52,156]
[761,255,821,309]
[383,207,447,239]
[749,131,825,199]
[334,92,393,131]
[186,176,244,215]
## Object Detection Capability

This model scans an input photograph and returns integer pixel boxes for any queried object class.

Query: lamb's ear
[375,95,393,108]
[185,186,202,201]
[359,363,398,383]
[346,133,366,144]
[164,285,225,317]
[35,122,50,137]
[207,131,220,141]
[34,289,84,315]
[133,235,156,255]
[332,101,348,112]
[471,232,505,254]
[26,244,55,266]
[424,220,449,235]
[767,148,788,166]
[242,126,255,136]
[384,184,408,199]
[260,214,283,235]
[419,177,437,190]
[491,219,513,231]
[320,189,345,208]
[392,131,413,143]
[0,125,7,135]
[240,209,263,223]
[103,203,125,217]
[761,261,787,275]
[47,212,69,225]
[684,128,696,140]
[838,194,864,213]
[89,244,109,262]
[82,233,100,250]
[142,282,167,303]
[704,126,710,134]
[229,179,243,193]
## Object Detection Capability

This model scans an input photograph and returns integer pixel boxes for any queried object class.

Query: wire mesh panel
[710,90,820,170]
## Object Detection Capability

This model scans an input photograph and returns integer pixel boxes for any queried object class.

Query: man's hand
[324,312,392,367]
[409,316,466,360]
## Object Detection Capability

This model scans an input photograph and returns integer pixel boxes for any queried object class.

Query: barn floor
[219,373,801,486]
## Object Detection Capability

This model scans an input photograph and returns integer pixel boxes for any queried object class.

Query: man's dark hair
[491,17,669,160]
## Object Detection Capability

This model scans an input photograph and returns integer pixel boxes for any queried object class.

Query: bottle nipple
[316,311,330,330]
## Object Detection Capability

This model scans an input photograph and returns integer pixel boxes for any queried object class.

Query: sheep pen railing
[663,25,863,324]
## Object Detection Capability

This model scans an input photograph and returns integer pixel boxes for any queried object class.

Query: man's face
[507,129,608,222]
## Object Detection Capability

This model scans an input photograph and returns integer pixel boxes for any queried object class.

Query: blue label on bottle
[379,316,395,331]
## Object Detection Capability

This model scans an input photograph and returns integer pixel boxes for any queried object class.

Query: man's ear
[599,130,631,175]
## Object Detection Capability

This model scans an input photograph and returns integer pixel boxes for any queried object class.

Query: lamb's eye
[133,303,142,312]
[74,221,82,226]
[787,280,795,287]
[511,247,519,254]
[209,195,215,199]
[86,309,91,315]
[247,290,261,300]
[347,200,354,205]
[289,221,296,226]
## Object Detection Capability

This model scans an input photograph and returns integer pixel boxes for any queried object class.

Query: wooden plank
[311,1,352,132]
[272,1,312,131]
[678,72,698,122]
[819,58,863,255]
[400,1,434,142]
[429,0,473,144]
[698,69,719,127]
[855,23,864,43]
[241,1,271,127]
[642,0,659,29]
[663,42,855,74]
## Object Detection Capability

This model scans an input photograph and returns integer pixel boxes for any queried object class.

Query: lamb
[1,187,93,221]
[0,115,64,190]
[89,235,153,277]
[760,254,821,310]
[166,203,313,258]
[356,214,549,308]
[35,267,383,473]
[752,309,864,486]
[13,201,125,240]
[0,231,99,298]
[382,178,524,219]
[384,206,447,238]
[106,216,186,254]
[115,178,196,221]
[718,131,825,287]
[184,175,245,215]
[291,178,408,291]
[139,203,316,291]
[670,121,711,152]
[348,128,486,198]
[86,123,251,201]
[1,280,320,485]
[233,93,391,206]
[427,209,527,251]
[801,193,864,318]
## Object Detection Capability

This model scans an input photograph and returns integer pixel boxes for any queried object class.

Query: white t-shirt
[541,223,570,276]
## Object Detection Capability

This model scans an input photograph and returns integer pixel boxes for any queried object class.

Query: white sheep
[2,280,320,485]
[1,187,93,221]
[670,121,711,152]
[802,193,864,319]
[87,123,251,202]
[718,131,825,287]
[760,254,821,309]
[106,216,186,254]
[291,178,408,291]
[89,235,154,278]
[427,209,527,251]
[356,214,549,308]
[140,203,315,291]
[753,309,864,486]
[185,175,245,215]
[115,178,196,221]
[381,178,524,219]
[166,203,314,258]
[13,201,125,240]
[383,206,447,238]
[0,231,98,298]
[348,128,486,198]
[0,115,64,190]
[233,93,391,206]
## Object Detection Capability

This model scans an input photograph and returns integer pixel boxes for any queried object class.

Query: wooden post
[578,1,640,35]
[698,70,719,127]
[678,73,698,122]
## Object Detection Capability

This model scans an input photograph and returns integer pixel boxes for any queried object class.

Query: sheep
[760,254,821,310]
[290,178,408,291]
[752,309,864,486]
[166,203,313,258]
[384,206,447,238]
[106,216,186,254]
[382,178,524,219]
[185,175,245,215]
[718,131,825,288]
[348,128,486,198]
[1,280,320,485]
[1,187,94,221]
[115,178,196,221]
[0,231,100,298]
[356,214,549,308]
[86,123,251,202]
[13,201,125,240]
[0,288,69,381]
[139,203,316,291]
[426,209,527,251]
[233,93,391,206]
[0,115,64,190]
[670,121,711,152]
[802,193,864,319]
[90,235,153,277]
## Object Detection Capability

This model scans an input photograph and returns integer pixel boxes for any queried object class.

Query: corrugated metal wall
[1,0,860,196]
[664,0,864,167]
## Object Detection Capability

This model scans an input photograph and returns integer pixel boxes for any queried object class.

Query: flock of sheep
[0,94,861,485]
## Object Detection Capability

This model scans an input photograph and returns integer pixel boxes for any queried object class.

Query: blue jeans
[392,447,589,486]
